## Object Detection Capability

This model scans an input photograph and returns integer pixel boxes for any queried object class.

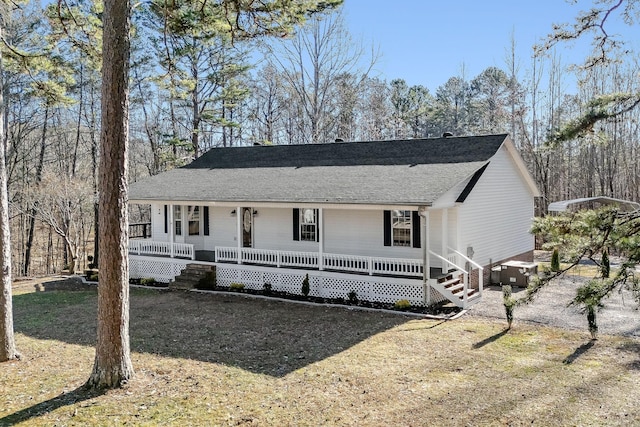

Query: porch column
[454,207,461,256]
[169,204,174,258]
[318,208,324,271]
[236,206,242,264]
[441,208,448,270]
[421,208,431,306]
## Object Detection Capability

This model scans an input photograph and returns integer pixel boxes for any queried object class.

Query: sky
[341,0,640,90]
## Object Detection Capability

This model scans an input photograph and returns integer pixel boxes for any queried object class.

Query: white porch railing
[128,239,195,260]
[448,247,484,297]
[214,246,423,278]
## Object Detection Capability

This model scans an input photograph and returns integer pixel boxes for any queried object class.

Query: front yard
[1,279,638,426]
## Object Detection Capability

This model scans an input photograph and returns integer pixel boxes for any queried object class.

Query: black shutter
[293,208,300,241]
[383,210,391,246]
[203,206,210,236]
[315,209,320,242]
[412,211,421,248]
[164,205,168,233]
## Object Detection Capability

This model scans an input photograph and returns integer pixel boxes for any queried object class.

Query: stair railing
[448,248,484,297]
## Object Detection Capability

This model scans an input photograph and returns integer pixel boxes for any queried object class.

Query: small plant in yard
[87,272,99,282]
[301,274,310,297]
[347,290,358,304]
[551,248,560,272]
[230,282,245,292]
[394,299,411,310]
[572,280,605,340]
[502,284,516,329]
[263,282,272,295]
[140,277,157,286]
[601,249,610,278]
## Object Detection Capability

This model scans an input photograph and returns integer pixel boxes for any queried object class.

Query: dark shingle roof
[129,134,508,206]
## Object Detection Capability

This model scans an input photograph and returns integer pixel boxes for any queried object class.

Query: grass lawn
[1,280,639,426]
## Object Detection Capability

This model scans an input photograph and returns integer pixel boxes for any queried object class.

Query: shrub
[394,299,411,310]
[301,274,310,297]
[87,273,99,282]
[502,284,516,329]
[263,282,272,295]
[587,305,598,340]
[140,277,156,286]
[230,282,245,292]
[197,271,217,290]
[601,249,610,278]
[550,248,560,272]
[347,290,358,304]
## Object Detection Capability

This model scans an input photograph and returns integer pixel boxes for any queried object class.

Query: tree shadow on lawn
[562,340,595,364]
[13,286,412,378]
[618,340,640,370]
[472,328,510,349]
[0,384,105,426]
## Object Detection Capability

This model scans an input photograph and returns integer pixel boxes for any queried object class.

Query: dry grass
[1,278,639,426]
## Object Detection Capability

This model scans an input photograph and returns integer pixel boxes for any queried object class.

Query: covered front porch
[128,241,483,308]
[128,203,483,308]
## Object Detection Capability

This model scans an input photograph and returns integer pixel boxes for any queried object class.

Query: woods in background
[4,0,640,277]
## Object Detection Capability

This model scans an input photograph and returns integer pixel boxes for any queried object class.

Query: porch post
[421,208,431,306]
[318,208,324,271]
[169,204,174,258]
[442,208,448,270]
[454,207,461,254]
[236,206,242,264]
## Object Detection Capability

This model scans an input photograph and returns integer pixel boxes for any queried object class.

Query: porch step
[431,270,481,309]
[171,264,216,290]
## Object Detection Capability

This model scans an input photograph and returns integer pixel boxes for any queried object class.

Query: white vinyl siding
[457,146,535,267]
[324,209,422,259]
[208,207,236,250]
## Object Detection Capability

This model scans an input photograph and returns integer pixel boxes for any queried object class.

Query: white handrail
[429,250,467,274]
[448,248,484,297]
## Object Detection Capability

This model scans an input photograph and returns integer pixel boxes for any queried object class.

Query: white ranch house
[128,134,540,309]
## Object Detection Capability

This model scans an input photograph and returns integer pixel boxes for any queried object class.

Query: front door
[242,207,253,248]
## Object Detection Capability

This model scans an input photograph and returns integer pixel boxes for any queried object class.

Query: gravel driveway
[466,275,640,338]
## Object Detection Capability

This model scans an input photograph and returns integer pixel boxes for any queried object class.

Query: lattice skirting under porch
[130,256,190,282]
[215,264,446,307]
[129,257,446,306]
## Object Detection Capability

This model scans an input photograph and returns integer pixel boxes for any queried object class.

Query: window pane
[392,210,411,246]
[301,208,315,224]
[188,206,200,235]
[300,209,316,241]
[173,205,182,219]
[188,205,200,220]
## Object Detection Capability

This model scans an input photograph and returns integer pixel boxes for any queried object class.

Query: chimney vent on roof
[442,132,453,138]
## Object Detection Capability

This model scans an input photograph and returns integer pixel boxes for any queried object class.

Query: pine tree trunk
[0,22,18,363]
[87,0,133,388]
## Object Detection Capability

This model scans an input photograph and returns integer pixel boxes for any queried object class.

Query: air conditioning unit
[500,260,538,288]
